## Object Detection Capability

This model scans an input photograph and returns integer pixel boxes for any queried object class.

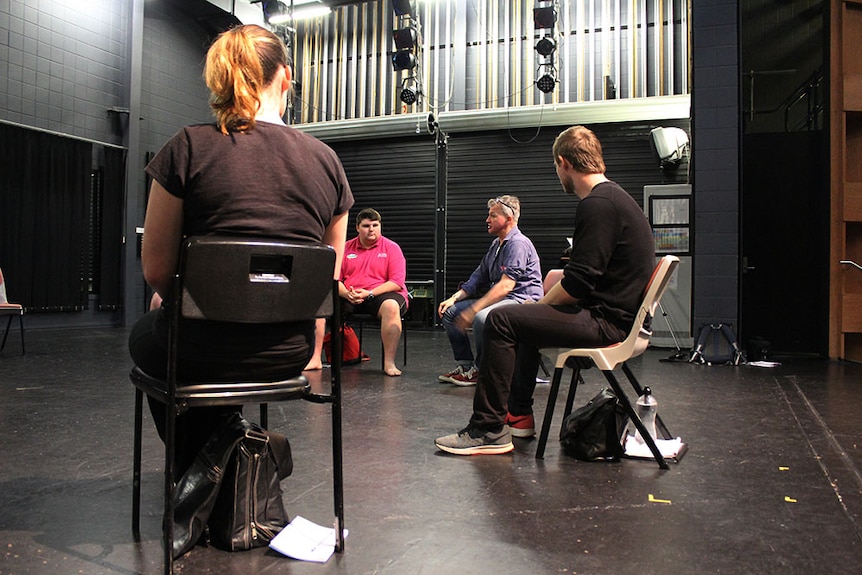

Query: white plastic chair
[0,267,25,355]
[537,255,680,468]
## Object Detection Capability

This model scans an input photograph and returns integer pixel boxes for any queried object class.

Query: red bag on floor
[323,325,369,365]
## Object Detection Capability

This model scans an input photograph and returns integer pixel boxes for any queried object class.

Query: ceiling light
[393,0,413,17]
[392,50,417,71]
[393,27,418,50]
[537,71,556,94]
[533,6,557,30]
[535,36,557,57]
[291,4,331,21]
[400,87,418,105]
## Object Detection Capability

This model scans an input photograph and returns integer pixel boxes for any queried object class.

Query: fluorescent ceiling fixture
[268,2,331,24]
[293,5,331,19]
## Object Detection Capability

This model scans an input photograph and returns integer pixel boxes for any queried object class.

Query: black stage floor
[2,326,862,574]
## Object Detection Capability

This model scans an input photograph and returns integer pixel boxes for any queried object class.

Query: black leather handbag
[207,420,293,551]
[171,412,248,559]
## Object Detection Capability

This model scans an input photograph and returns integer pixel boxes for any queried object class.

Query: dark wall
[330,120,690,319]
[691,0,741,331]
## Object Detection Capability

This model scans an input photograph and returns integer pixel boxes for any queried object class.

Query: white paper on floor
[269,516,348,563]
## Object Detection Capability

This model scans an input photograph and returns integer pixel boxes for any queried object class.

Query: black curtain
[0,123,92,311]
[98,147,126,310]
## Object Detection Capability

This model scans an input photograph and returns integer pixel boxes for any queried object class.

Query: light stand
[658,301,689,362]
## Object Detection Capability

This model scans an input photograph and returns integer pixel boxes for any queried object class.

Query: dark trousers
[470,303,627,430]
[128,309,310,475]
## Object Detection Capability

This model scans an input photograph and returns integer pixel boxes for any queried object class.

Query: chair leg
[602,370,668,469]
[18,314,24,355]
[402,321,407,365]
[1,315,11,351]
[562,369,583,420]
[132,389,143,539]
[538,357,550,377]
[259,403,268,429]
[163,404,176,574]
[330,343,345,551]
[551,369,585,448]
[536,367,565,459]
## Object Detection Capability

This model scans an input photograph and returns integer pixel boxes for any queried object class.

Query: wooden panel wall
[830,0,862,359]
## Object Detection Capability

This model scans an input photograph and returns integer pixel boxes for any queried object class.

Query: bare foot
[383,365,402,377]
[303,358,323,371]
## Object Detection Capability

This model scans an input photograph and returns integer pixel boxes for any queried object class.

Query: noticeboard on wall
[649,195,690,255]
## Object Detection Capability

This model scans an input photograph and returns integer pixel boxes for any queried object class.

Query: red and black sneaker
[504,412,535,438]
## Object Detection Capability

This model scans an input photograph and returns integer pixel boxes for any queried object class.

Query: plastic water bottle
[634,387,658,443]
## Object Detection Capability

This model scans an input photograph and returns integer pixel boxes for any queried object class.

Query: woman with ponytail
[129,24,353,474]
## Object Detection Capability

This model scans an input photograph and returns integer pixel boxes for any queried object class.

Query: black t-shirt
[143,122,354,379]
[146,122,353,242]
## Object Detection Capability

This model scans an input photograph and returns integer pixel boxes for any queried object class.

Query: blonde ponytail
[204,25,289,134]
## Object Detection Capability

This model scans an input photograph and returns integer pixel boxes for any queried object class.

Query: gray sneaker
[435,425,514,455]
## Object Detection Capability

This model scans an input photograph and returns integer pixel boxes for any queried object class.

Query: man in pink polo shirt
[306,208,408,376]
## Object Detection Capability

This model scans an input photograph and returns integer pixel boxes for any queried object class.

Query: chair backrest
[570,255,678,371]
[176,236,336,324]
[620,254,680,361]
[0,267,8,304]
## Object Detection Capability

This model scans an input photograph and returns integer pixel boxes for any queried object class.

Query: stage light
[400,87,418,105]
[393,0,413,17]
[393,27,417,50]
[535,36,556,57]
[533,6,557,30]
[262,0,289,24]
[537,71,556,94]
[392,50,417,71]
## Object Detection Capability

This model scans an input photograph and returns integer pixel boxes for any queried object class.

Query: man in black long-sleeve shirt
[435,125,655,455]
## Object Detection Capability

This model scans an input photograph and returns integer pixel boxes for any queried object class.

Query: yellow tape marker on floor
[648,494,672,504]
[785,496,797,503]
[779,466,790,471]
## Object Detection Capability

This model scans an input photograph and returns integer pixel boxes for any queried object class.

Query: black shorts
[342,292,407,318]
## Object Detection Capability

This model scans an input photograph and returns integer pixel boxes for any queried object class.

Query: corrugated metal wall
[328,119,690,318]
[292,0,689,122]
[443,120,689,298]
[329,136,438,283]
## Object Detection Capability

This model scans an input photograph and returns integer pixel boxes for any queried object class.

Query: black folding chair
[130,236,345,574]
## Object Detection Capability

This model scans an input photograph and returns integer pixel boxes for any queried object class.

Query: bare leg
[378,299,402,376]
[303,317,326,371]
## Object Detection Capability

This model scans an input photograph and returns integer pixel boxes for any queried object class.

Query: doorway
[739,131,829,356]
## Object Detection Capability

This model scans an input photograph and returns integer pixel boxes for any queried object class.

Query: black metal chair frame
[130,236,345,574]
[348,311,408,368]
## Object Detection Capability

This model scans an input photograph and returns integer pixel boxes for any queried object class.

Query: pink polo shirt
[340,235,409,303]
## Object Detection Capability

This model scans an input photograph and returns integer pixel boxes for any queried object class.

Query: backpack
[322,324,369,365]
[689,323,746,365]
[559,388,629,461]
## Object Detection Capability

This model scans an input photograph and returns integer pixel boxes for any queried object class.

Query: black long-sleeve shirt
[560,180,655,332]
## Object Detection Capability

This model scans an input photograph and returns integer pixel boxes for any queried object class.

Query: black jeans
[470,303,626,430]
